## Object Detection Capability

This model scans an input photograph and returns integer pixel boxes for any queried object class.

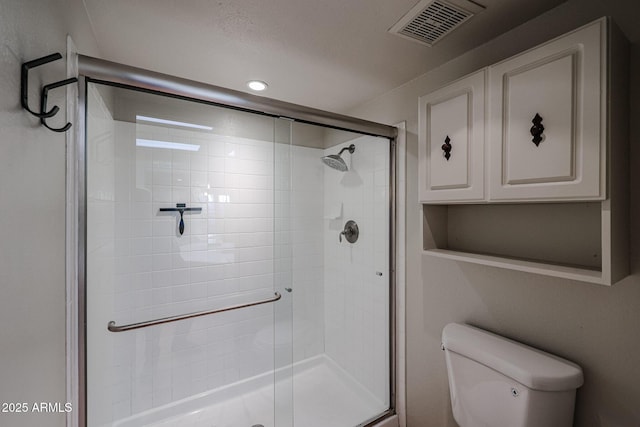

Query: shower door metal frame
[74,54,398,427]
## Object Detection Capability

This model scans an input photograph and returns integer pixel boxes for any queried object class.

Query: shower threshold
[112,355,386,427]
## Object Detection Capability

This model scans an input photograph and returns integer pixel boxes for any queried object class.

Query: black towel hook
[40,77,78,132]
[21,53,64,118]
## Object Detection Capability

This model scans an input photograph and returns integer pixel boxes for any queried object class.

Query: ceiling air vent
[389,0,485,47]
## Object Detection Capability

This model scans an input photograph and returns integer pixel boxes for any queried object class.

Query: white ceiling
[81,0,569,113]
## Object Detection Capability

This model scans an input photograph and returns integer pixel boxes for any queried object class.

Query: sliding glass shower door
[83,77,393,427]
[85,81,294,427]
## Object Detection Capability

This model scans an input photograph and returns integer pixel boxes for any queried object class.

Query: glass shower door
[287,123,391,427]
[85,81,293,427]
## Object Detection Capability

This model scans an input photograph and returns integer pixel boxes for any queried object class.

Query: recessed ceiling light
[247,80,268,91]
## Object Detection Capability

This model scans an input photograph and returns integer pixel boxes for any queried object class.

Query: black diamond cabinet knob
[441,136,452,161]
[530,113,545,146]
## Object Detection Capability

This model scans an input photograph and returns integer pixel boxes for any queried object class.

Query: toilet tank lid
[442,323,584,391]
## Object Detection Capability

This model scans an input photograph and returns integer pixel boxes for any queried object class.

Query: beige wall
[0,1,97,426]
[349,1,640,426]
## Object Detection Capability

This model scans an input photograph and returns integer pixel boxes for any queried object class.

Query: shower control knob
[339,220,359,244]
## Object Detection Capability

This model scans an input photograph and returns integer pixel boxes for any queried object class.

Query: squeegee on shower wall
[159,203,202,236]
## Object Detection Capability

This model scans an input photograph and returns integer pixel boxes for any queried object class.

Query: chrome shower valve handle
[339,220,359,243]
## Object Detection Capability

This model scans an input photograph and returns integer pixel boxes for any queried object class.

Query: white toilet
[441,323,584,427]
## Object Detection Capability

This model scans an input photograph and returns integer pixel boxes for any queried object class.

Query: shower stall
[77,57,396,427]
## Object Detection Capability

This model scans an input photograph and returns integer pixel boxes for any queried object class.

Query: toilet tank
[441,323,584,427]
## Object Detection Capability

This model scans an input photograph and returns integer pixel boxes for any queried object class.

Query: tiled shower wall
[290,146,325,361]
[323,136,390,406]
[86,84,119,425]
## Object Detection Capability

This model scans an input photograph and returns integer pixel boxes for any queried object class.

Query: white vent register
[389,0,484,46]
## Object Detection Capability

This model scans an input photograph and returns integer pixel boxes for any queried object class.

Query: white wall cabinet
[418,70,485,203]
[419,18,610,203]
[419,17,630,286]
[488,20,605,201]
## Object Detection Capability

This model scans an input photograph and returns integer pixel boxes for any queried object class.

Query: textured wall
[0,1,97,426]
[348,0,640,425]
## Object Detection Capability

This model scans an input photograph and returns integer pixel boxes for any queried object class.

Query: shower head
[321,144,355,172]
[322,154,348,172]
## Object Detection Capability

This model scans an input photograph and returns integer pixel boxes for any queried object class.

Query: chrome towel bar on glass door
[107,291,281,332]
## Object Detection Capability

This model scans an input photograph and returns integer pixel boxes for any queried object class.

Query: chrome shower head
[322,154,348,172]
[321,144,355,172]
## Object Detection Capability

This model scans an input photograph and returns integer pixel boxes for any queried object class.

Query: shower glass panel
[288,123,390,426]
[85,81,391,427]
[86,82,293,427]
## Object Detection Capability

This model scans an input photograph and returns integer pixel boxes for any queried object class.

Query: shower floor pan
[113,355,386,427]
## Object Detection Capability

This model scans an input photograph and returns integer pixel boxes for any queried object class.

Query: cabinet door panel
[429,93,469,188]
[505,53,575,184]
[489,19,605,201]
[419,70,485,203]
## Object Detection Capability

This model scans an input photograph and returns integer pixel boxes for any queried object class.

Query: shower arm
[337,144,356,155]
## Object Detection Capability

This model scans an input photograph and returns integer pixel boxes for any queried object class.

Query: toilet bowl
[442,323,584,427]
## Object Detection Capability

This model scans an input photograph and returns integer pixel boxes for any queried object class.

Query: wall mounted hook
[40,77,78,132]
[21,52,78,133]
[21,53,63,118]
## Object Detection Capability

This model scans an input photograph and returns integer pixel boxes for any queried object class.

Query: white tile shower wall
[86,84,118,427]
[88,103,298,421]
[290,146,325,361]
[323,135,390,407]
